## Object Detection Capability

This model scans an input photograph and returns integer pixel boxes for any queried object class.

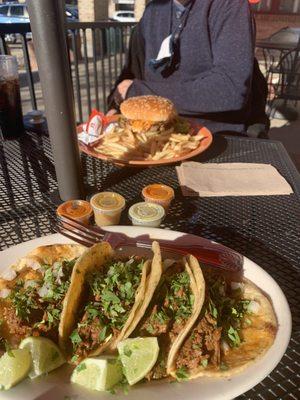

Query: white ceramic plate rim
[0,227,292,400]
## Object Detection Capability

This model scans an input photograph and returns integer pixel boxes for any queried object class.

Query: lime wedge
[71,356,123,391]
[117,337,159,385]
[0,348,31,390]
[19,336,65,379]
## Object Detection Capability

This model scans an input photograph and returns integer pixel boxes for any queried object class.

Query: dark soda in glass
[0,56,24,139]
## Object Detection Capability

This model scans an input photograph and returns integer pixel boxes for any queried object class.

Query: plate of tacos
[0,227,291,400]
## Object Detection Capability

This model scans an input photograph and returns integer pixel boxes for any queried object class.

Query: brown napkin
[176,162,293,197]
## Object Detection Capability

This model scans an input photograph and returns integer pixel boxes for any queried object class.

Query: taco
[168,268,278,379]
[0,244,85,351]
[127,254,205,380]
[59,241,163,362]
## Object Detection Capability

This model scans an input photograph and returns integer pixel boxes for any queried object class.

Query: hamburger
[119,95,178,134]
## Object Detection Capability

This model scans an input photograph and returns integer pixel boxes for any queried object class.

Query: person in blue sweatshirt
[108,0,269,136]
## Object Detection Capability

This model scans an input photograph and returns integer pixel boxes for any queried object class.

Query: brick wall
[254,13,300,39]
[78,0,108,21]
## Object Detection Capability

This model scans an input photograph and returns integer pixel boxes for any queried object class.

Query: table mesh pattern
[1,132,300,399]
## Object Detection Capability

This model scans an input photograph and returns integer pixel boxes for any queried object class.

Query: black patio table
[0,131,299,399]
[256,41,298,52]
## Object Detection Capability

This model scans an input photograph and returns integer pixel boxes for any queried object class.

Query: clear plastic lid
[56,200,93,219]
[90,192,126,214]
[142,184,174,202]
[128,202,165,223]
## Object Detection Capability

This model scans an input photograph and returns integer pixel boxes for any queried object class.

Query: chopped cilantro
[99,326,109,342]
[102,289,120,305]
[208,300,218,319]
[205,273,251,349]
[176,366,189,381]
[123,346,132,357]
[86,306,100,319]
[166,271,193,322]
[9,281,39,321]
[201,359,208,368]
[85,257,144,331]
[227,326,241,347]
[152,310,169,325]
[220,362,229,371]
[70,330,82,348]
[71,354,79,363]
[76,362,87,373]
[8,259,76,326]
[146,324,155,334]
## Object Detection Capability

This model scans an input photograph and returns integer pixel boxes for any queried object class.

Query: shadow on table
[1,133,57,215]
[194,134,229,162]
[190,225,298,327]
[83,134,230,195]
[18,134,57,196]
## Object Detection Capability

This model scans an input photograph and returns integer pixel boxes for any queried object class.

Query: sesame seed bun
[120,95,177,122]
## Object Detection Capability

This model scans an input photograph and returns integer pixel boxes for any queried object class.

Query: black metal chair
[266,41,300,119]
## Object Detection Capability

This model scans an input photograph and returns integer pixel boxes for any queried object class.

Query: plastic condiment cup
[142,184,175,212]
[90,192,126,227]
[128,202,165,228]
[56,200,93,225]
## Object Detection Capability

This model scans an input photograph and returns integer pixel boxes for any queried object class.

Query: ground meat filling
[70,257,144,361]
[176,312,221,371]
[175,272,251,376]
[1,259,76,349]
[136,263,194,380]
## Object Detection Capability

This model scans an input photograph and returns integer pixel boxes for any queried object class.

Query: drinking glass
[0,55,24,138]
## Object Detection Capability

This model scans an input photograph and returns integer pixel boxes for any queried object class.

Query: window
[0,6,9,15]
[279,0,300,13]
[10,6,24,17]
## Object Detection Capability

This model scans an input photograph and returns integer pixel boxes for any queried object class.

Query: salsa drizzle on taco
[70,257,145,360]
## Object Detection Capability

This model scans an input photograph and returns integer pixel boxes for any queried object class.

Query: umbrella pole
[27,0,85,201]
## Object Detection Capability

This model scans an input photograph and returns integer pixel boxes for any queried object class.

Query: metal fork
[56,215,243,273]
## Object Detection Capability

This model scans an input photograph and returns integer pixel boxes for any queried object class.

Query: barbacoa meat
[176,312,222,371]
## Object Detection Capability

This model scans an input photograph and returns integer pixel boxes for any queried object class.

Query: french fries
[94,123,205,161]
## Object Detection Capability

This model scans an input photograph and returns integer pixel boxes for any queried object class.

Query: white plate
[0,227,292,400]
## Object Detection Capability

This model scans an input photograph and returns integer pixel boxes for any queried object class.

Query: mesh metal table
[1,132,299,399]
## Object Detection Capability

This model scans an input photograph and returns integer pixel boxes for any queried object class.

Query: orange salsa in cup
[142,184,174,211]
[56,200,93,224]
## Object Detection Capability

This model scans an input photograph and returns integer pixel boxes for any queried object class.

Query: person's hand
[116,79,133,102]
[106,108,118,116]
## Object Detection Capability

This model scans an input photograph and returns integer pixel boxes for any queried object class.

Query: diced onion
[27,260,42,271]
[0,268,17,281]
[0,288,11,298]
[38,285,49,298]
[221,340,230,354]
[248,300,261,314]
[24,280,39,289]
[231,282,244,291]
